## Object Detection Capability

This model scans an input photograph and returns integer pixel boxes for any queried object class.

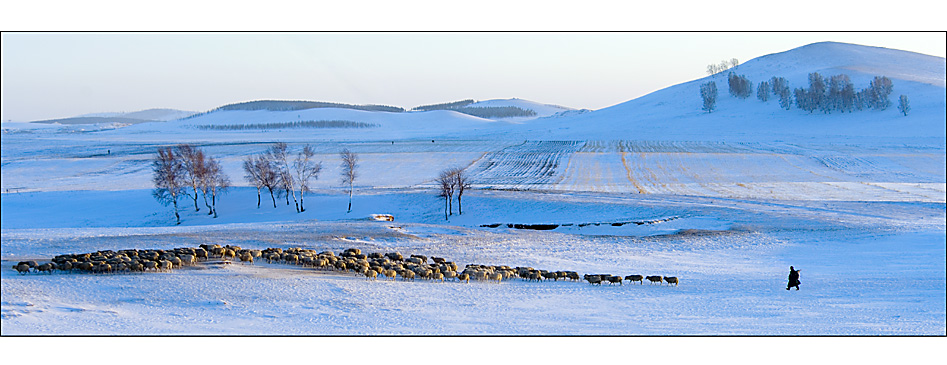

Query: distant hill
[77,108,196,122]
[30,116,158,125]
[195,100,405,115]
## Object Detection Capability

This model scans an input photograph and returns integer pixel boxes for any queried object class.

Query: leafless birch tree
[152,147,187,225]
[176,144,206,212]
[293,145,322,212]
[268,142,299,212]
[437,168,456,220]
[202,156,229,218]
[339,148,358,213]
[452,167,471,215]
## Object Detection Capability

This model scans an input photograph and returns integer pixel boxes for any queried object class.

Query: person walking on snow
[787,266,801,290]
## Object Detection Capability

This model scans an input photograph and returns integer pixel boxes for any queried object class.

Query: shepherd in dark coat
[786,266,801,290]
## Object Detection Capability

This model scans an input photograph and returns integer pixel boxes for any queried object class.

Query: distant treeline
[411,99,476,111]
[454,106,537,118]
[183,100,405,119]
[410,99,537,118]
[194,120,378,130]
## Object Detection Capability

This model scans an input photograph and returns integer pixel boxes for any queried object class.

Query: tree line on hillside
[153,142,477,225]
[701,72,910,116]
[411,99,537,118]
[195,120,377,130]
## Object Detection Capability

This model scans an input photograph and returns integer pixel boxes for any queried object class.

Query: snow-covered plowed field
[5,136,941,203]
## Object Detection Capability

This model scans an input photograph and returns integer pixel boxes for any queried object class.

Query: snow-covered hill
[77,108,197,121]
[498,42,946,142]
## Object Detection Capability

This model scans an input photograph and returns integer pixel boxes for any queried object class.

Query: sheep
[442,270,458,281]
[400,269,416,281]
[457,273,470,283]
[77,262,95,273]
[239,253,254,264]
[606,276,623,285]
[645,275,663,285]
[94,263,112,274]
[489,272,503,284]
[432,272,445,282]
[625,275,644,284]
[158,260,173,272]
[364,269,378,281]
[545,271,562,281]
[584,274,603,285]
[180,254,196,266]
[663,276,679,286]
[383,269,398,280]
[567,271,580,282]
[527,272,542,282]
[59,261,74,272]
[410,254,427,263]
[222,249,236,261]
[14,263,31,274]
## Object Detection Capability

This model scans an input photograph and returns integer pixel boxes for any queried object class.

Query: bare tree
[293,145,322,212]
[176,144,206,212]
[243,155,265,208]
[436,168,455,220]
[452,167,471,215]
[339,148,358,213]
[268,142,299,212]
[204,156,229,218]
[152,147,187,225]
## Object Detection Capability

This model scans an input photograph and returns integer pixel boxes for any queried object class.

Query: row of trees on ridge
[701,72,910,116]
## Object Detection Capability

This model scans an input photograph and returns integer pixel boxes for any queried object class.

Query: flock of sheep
[10,244,680,287]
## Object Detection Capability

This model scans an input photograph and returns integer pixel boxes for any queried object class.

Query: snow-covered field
[2,42,945,335]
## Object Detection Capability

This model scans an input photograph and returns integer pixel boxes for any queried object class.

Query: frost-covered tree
[339,148,358,213]
[293,145,322,212]
[827,74,855,113]
[757,81,770,102]
[152,147,187,225]
[700,81,717,112]
[807,72,827,113]
[770,77,792,110]
[243,155,265,208]
[898,95,910,116]
[869,76,894,110]
[728,73,752,99]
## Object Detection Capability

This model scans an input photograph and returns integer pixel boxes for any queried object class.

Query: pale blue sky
[2,32,945,122]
